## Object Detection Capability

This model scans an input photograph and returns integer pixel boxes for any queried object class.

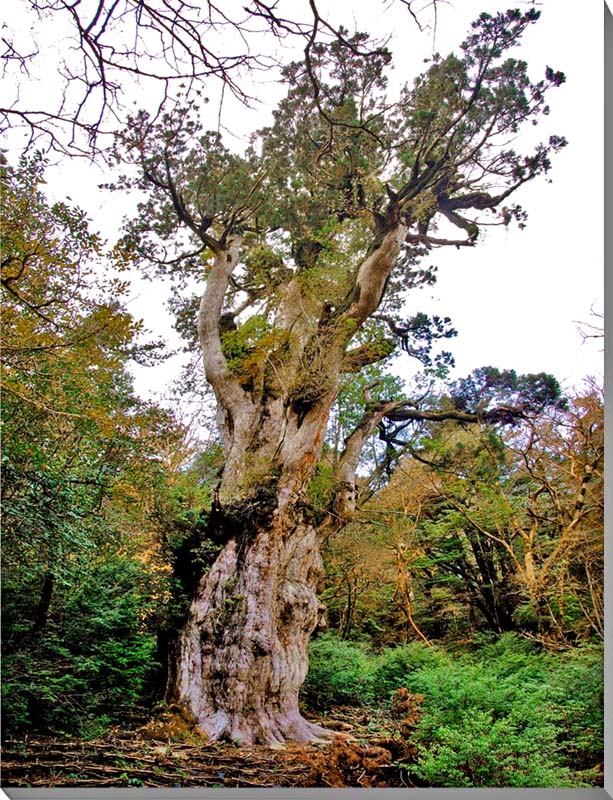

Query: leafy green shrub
[395,634,603,787]
[302,633,375,709]
[469,635,604,770]
[371,642,447,700]
[545,645,604,770]
[413,707,578,787]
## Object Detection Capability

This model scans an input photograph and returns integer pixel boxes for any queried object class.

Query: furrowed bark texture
[167,225,406,744]
[172,515,330,745]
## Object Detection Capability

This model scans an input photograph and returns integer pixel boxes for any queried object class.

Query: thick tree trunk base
[168,517,330,746]
[191,708,335,747]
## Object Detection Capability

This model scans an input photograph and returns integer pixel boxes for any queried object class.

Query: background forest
[1,151,604,785]
[1,0,605,790]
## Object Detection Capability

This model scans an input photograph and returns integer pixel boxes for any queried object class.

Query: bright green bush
[302,633,375,709]
[402,635,603,787]
[544,645,604,770]
[371,642,447,700]
[413,707,577,787]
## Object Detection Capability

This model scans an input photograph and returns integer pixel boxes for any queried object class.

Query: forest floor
[1,706,420,788]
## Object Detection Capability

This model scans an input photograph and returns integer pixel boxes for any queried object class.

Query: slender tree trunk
[32,571,55,635]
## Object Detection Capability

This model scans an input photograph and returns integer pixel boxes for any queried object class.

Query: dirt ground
[1,705,421,788]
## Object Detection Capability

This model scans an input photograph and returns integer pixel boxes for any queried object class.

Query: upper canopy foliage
[111,7,565,391]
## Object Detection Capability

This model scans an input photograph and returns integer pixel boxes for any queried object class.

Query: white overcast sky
[4,0,604,402]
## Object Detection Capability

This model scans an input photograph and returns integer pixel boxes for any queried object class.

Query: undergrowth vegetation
[1,557,160,738]
[302,632,603,787]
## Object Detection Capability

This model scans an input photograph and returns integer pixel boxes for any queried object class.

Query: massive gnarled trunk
[170,503,328,744]
[145,10,562,741]
[159,194,550,743]
[163,225,407,744]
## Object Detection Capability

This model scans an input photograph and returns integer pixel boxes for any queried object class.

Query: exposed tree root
[1,707,417,788]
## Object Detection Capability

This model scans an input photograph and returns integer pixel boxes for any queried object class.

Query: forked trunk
[168,498,331,745]
[164,227,406,744]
